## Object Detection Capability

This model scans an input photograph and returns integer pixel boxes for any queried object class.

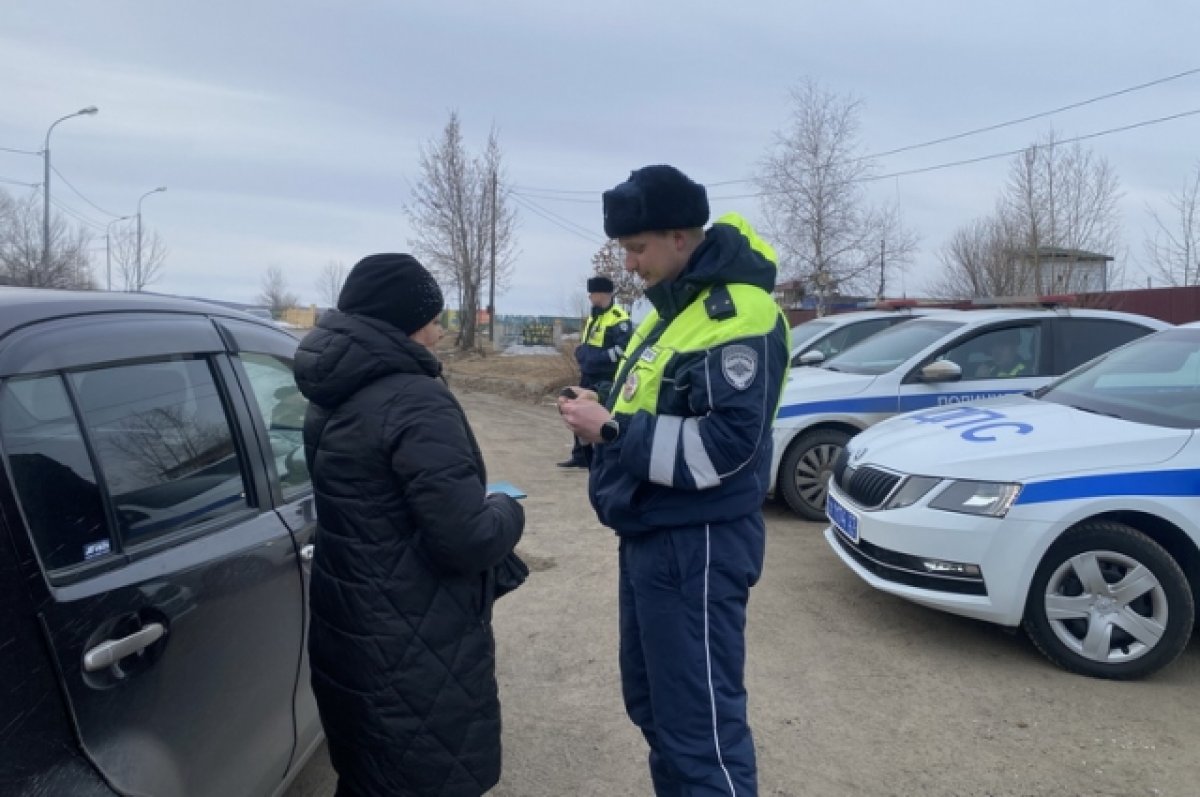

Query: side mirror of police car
[918,359,962,383]
[797,349,826,367]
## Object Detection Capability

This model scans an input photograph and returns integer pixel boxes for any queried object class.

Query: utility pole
[489,167,497,344]
[877,238,886,301]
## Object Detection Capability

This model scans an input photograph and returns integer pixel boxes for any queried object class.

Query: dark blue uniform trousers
[618,516,765,796]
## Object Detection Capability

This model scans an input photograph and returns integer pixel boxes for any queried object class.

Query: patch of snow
[502,345,561,356]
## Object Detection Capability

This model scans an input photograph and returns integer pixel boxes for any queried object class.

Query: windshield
[789,319,836,351]
[1037,328,1200,429]
[823,318,964,375]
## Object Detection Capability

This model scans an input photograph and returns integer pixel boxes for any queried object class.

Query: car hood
[848,395,1192,482]
[781,366,877,400]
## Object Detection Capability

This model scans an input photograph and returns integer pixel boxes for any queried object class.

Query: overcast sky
[2,1,1198,314]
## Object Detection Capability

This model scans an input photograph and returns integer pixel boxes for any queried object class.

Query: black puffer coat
[294,311,524,797]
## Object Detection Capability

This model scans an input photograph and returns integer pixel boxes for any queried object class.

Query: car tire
[1022,519,1194,680]
[778,428,850,521]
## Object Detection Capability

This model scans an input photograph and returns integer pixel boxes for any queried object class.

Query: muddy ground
[287,389,1199,797]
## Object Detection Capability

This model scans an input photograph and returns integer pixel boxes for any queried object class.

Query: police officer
[559,165,789,796]
[558,275,632,468]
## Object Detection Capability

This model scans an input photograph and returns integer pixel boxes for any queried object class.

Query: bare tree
[590,239,642,309]
[1000,131,1122,292]
[931,132,1123,297]
[109,227,168,291]
[867,201,919,300]
[406,112,519,350]
[757,79,874,312]
[259,265,299,316]
[0,188,94,289]
[315,260,348,306]
[928,214,1024,299]
[1145,162,1200,287]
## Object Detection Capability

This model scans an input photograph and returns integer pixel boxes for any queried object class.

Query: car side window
[1055,319,1153,373]
[70,358,250,546]
[0,375,112,570]
[942,325,1043,381]
[237,353,310,494]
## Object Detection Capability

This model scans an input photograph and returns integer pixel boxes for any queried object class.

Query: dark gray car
[0,288,322,796]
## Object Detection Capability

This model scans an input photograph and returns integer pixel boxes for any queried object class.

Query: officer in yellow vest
[974,329,1030,378]
[559,276,632,467]
[558,165,789,796]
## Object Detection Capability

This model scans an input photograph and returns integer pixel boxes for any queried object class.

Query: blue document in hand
[486,481,527,500]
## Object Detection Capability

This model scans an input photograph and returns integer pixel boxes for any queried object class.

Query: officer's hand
[560,398,610,443]
[555,386,598,413]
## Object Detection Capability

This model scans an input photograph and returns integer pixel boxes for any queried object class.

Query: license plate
[827,493,859,543]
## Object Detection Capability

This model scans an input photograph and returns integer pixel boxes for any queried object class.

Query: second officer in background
[559,275,632,467]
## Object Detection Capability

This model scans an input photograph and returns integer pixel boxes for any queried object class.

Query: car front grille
[835,459,903,509]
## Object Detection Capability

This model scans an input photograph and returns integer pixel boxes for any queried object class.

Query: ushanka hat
[602,164,709,239]
[586,276,614,293]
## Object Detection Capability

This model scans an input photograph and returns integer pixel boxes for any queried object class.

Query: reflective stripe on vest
[612,284,784,416]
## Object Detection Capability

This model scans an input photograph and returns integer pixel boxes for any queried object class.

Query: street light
[42,106,99,271]
[136,186,167,292]
[105,216,132,291]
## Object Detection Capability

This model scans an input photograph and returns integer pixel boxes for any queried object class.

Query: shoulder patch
[721,345,758,390]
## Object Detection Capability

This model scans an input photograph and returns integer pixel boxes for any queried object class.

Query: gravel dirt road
[288,389,1199,797]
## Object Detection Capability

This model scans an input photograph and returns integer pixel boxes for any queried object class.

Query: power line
[50,196,107,231]
[0,145,40,156]
[707,65,1200,187]
[509,190,600,239]
[51,165,122,218]
[709,107,1200,200]
[511,107,1200,205]
[509,191,604,245]
[513,66,1200,196]
[0,175,40,188]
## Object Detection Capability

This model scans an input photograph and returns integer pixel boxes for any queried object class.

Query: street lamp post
[135,187,167,292]
[42,106,98,272]
[105,216,132,291]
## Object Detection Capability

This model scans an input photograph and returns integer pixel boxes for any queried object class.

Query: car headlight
[928,480,1022,517]
[882,475,941,509]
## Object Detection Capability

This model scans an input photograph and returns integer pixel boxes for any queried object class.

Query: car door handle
[83,623,166,672]
[299,544,315,562]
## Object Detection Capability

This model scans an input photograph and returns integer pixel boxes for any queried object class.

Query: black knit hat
[337,253,444,335]
[602,165,709,239]
[587,276,614,293]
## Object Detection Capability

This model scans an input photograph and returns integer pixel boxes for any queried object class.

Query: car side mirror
[919,359,962,383]
[797,350,826,367]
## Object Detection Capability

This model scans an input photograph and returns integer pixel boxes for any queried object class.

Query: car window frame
[214,318,313,508]
[901,320,1049,385]
[0,344,277,588]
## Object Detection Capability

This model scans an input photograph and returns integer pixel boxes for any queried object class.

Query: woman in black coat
[294,254,525,797]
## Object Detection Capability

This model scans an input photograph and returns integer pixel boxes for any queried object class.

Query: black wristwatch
[600,418,620,443]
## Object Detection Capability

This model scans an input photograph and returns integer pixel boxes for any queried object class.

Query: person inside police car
[975,328,1029,378]
[559,274,633,468]
[557,165,789,796]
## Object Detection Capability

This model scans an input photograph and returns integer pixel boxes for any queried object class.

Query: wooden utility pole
[489,168,497,343]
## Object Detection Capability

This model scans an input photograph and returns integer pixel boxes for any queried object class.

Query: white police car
[788,305,953,367]
[772,307,1169,519]
[825,323,1200,679]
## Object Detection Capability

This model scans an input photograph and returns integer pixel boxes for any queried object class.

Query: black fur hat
[602,165,709,239]
[586,276,614,293]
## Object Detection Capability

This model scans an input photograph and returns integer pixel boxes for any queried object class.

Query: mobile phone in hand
[559,387,578,399]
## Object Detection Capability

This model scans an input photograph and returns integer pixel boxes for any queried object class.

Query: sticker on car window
[83,539,111,560]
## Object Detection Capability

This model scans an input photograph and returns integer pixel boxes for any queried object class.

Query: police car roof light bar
[970,294,1078,309]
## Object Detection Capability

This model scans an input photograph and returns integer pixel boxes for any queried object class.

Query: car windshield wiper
[1070,404,1123,419]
